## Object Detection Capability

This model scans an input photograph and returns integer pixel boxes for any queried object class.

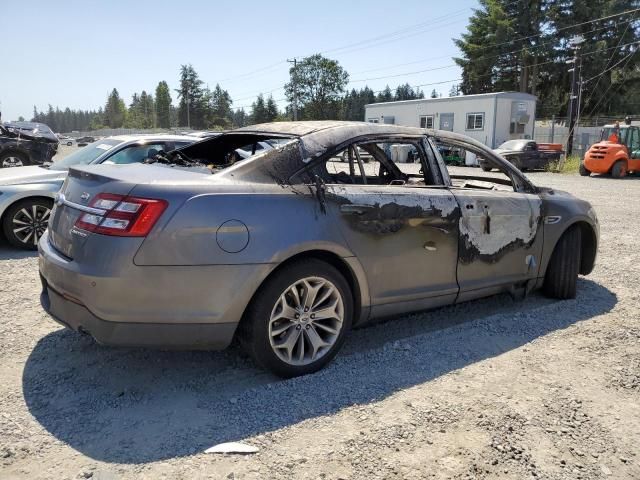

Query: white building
[364,92,537,149]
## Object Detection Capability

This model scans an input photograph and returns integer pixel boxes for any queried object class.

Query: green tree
[155,81,172,128]
[251,94,268,124]
[342,87,376,120]
[454,0,639,117]
[376,85,393,102]
[232,108,248,127]
[176,64,206,128]
[104,88,126,128]
[139,91,155,128]
[394,83,423,100]
[285,54,349,120]
[208,84,233,128]
[265,95,279,122]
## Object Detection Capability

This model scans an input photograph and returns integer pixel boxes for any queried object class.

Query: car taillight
[74,193,168,237]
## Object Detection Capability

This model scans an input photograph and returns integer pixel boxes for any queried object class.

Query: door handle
[340,204,375,215]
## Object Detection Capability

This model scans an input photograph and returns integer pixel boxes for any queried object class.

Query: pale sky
[0,0,478,121]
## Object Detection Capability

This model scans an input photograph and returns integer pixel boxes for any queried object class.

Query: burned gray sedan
[39,121,599,377]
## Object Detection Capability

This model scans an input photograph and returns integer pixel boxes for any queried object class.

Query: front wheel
[240,259,353,377]
[2,198,53,250]
[543,226,581,299]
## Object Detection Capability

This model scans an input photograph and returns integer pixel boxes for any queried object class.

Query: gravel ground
[1,168,639,480]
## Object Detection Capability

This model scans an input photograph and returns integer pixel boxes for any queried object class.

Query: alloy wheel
[2,156,24,168]
[11,204,51,246]
[268,276,344,366]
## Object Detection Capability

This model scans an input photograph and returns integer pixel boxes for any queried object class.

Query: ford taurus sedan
[39,121,599,377]
[0,134,195,249]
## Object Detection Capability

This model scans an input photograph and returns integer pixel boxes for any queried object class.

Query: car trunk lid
[48,168,137,258]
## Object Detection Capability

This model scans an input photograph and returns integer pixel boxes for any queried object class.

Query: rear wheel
[240,259,353,378]
[0,152,28,168]
[611,160,627,178]
[543,226,581,299]
[579,163,591,176]
[2,198,52,250]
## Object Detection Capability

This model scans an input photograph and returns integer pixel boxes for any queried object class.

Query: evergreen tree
[232,108,248,127]
[176,64,206,128]
[454,0,639,117]
[155,81,172,128]
[104,88,126,128]
[376,85,393,102]
[251,94,268,124]
[265,95,279,122]
[208,84,233,128]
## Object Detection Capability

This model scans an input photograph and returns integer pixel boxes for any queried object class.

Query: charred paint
[327,187,460,235]
[457,197,542,264]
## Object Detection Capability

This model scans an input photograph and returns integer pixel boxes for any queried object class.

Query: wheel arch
[543,220,598,278]
[0,147,30,161]
[236,249,369,340]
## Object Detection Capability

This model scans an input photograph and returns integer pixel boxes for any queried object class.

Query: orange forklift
[581,117,640,178]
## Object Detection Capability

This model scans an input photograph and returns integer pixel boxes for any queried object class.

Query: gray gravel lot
[1,167,639,479]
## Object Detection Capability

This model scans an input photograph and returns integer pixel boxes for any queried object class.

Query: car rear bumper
[38,230,273,349]
[40,278,237,349]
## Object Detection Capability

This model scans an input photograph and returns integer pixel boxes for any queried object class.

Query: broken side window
[315,139,438,187]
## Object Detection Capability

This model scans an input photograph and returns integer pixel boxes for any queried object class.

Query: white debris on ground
[0,167,639,479]
[205,443,259,454]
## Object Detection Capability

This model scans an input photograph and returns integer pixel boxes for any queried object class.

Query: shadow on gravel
[0,244,38,260]
[22,278,616,464]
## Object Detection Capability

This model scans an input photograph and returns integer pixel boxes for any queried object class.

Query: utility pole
[566,35,584,156]
[287,58,298,121]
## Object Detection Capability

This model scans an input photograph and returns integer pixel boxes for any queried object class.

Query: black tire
[543,226,581,299]
[579,163,590,176]
[0,151,28,168]
[2,198,53,250]
[611,160,627,178]
[481,165,492,172]
[240,259,353,378]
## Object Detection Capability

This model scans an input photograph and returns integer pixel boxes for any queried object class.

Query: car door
[450,186,543,300]
[322,138,460,316]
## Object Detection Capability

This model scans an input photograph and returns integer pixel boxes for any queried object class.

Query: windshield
[601,127,629,144]
[497,140,527,150]
[49,139,123,170]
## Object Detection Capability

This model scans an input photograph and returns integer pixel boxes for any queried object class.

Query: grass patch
[547,155,581,174]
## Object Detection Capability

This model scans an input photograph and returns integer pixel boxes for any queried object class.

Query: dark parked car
[75,136,96,147]
[480,140,563,171]
[0,122,59,167]
[39,121,598,378]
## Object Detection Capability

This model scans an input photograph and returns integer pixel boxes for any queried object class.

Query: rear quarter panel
[133,184,354,266]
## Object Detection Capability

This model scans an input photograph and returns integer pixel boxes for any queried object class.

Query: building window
[367,118,379,123]
[466,113,484,130]
[419,115,434,129]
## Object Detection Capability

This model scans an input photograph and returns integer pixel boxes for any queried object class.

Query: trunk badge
[80,192,91,202]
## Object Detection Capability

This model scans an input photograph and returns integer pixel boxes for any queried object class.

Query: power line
[227,9,640,111]
[583,46,638,118]
[349,17,639,76]
[231,40,639,110]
